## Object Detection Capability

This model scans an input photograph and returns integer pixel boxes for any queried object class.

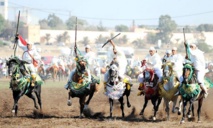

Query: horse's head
[108,62,119,83]
[183,63,194,83]
[75,56,88,74]
[162,62,174,77]
[6,57,29,81]
[143,68,154,82]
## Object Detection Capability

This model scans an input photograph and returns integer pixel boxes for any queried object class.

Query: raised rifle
[74,17,78,56]
[102,33,121,48]
[13,11,20,56]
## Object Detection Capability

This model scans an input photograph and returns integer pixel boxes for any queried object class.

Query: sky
[8,0,213,27]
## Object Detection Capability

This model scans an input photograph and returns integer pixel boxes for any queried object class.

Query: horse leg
[125,88,131,108]
[180,100,187,124]
[119,96,125,118]
[178,98,183,115]
[109,98,113,118]
[67,91,72,106]
[172,97,178,113]
[197,98,203,123]
[26,93,39,109]
[187,101,193,118]
[79,96,86,118]
[12,91,21,116]
[140,97,148,116]
[151,97,162,121]
[164,99,170,121]
[34,86,42,110]
[84,84,95,110]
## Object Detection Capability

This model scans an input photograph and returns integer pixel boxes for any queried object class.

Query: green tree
[47,14,66,29]
[44,33,51,43]
[0,14,5,33]
[132,38,145,48]
[119,35,128,44]
[62,31,70,44]
[196,24,213,32]
[0,21,14,40]
[55,35,63,44]
[95,34,108,44]
[196,41,212,53]
[66,16,88,30]
[146,33,158,44]
[97,21,106,31]
[158,15,177,44]
[81,37,90,46]
[115,25,129,32]
[39,19,50,29]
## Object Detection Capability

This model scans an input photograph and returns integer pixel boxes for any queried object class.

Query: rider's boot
[64,81,71,90]
[137,83,144,96]
[31,74,36,87]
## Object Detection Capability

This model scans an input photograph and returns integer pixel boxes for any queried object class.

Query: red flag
[18,35,27,46]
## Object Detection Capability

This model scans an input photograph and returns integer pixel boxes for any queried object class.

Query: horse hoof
[178,111,181,115]
[180,120,185,124]
[127,104,131,108]
[197,120,202,123]
[12,110,15,113]
[153,117,156,121]
[67,100,72,106]
[187,115,192,118]
[35,105,39,109]
[172,109,176,113]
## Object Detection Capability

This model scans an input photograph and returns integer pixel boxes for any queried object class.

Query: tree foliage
[158,15,177,44]
[115,25,129,32]
[66,16,88,30]
[196,24,213,32]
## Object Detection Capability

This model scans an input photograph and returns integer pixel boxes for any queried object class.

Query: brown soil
[1,79,213,128]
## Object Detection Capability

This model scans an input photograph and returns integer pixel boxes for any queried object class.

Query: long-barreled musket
[183,28,188,59]
[13,11,20,56]
[102,33,121,48]
[74,17,78,56]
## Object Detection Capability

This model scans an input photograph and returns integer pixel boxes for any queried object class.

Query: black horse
[66,56,100,117]
[6,57,43,116]
[105,62,132,118]
[179,63,211,124]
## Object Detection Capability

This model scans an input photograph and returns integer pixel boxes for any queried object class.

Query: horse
[6,57,43,116]
[105,62,132,118]
[58,65,65,81]
[158,62,182,120]
[46,65,58,81]
[179,63,213,124]
[66,56,100,117]
[138,67,162,120]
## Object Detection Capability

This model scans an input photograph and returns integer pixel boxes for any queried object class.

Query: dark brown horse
[179,63,211,124]
[138,68,162,120]
[46,65,58,81]
[66,56,100,117]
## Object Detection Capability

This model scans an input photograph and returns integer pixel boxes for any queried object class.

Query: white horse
[158,62,182,120]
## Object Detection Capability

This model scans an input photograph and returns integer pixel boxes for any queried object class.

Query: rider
[184,43,208,98]
[103,40,127,92]
[162,50,172,63]
[170,47,184,81]
[84,45,97,74]
[17,35,41,87]
[64,55,91,90]
[137,47,162,95]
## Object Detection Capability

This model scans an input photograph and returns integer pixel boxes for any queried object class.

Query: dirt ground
[1,78,213,128]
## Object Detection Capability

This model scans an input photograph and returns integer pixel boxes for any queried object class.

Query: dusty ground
[1,78,213,128]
